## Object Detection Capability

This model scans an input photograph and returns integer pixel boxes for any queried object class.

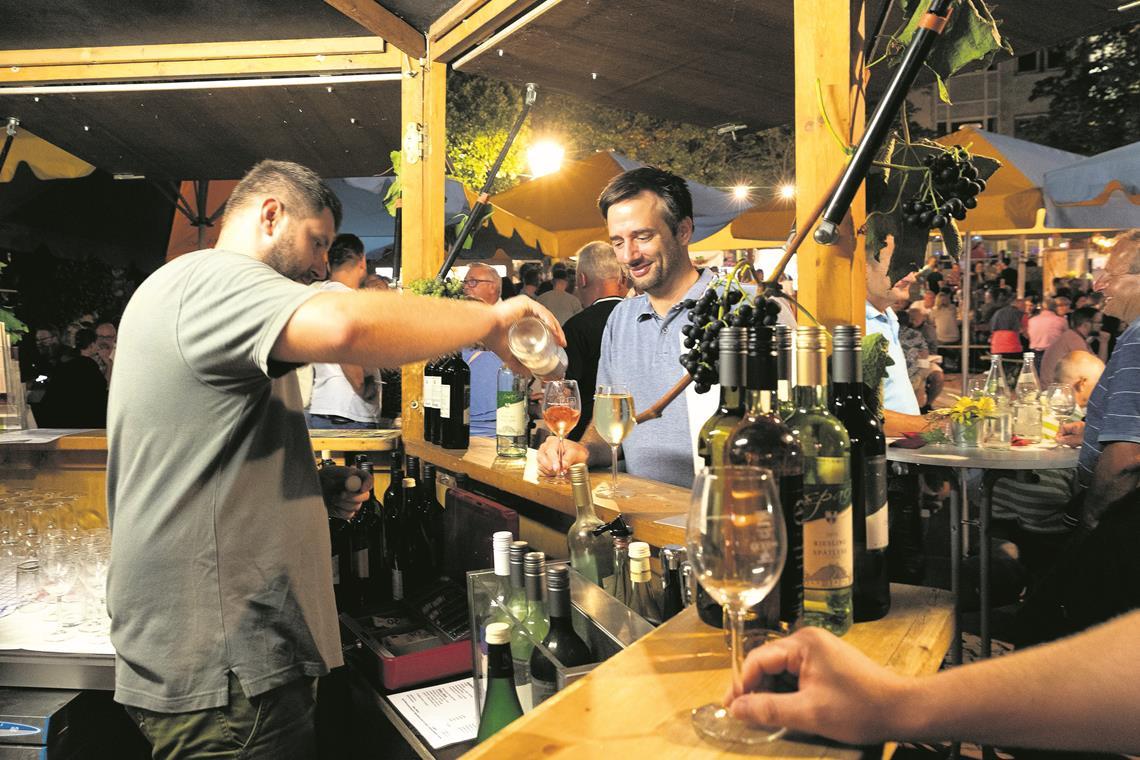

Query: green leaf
[891,0,1013,82]
[935,72,952,104]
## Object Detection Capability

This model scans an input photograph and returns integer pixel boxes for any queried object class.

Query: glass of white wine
[687,465,787,745]
[593,384,635,498]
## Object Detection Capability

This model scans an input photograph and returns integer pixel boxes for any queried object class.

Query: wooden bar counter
[407,437,691,549]
[465,584,954,760]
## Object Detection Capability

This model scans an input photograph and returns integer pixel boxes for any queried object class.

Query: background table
[886,440,1079,664]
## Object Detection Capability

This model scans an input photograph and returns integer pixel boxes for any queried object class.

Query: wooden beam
[325,0,426,59]
[0,51,402,84]
[399,56,448,443]
[794,0,866,329]
[430,0,546,64]
[0,37,387,67]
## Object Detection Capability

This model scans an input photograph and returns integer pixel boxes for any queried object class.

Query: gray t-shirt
[106,249,340,712]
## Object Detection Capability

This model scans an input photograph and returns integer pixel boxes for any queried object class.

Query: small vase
[951,419,981,448]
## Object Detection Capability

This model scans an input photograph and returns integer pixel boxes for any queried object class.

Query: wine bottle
[350,455,381,610]
[660,545,687,621]
[774,324,795,421]
[829,325,890,622]
[529,565,592,706]
[424,358,441,445]
[567,464,611,587]
[510,552,548,711]
[697,326,746,467]
[507,540,530,624]
[496,363,529,458]
[727,325,805,631]
[441,352,471,449]
[476,622,524,743]
[628,541,661,625]
[786,326,853,636]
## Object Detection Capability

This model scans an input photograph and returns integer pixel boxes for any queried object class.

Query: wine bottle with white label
[829,325,890,622]
[786,326,853,636]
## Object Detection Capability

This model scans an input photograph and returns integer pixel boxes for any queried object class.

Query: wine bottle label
[865,455,889,551]
[531,677,557,706]
[801,456,853,591]
[439,383,451,419]
[497,397,527,436]
[391,569,404,600]
[353,548,370,579]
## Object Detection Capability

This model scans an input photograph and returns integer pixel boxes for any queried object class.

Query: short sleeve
[1096,331,1140,446]
[176,252,318,391]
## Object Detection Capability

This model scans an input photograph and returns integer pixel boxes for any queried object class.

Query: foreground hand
[485,296,566,376]
[723,626,909,745]
[319,465,372,521]
[536,435,589,476]
[1056,420,1085,448]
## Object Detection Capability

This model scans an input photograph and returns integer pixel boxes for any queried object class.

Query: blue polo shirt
[864,301,921,416]
[597,269,714,488]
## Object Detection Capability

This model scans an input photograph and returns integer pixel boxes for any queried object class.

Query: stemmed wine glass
[593,384,636,498]
[687,466,788,745]
[542,380,581,480]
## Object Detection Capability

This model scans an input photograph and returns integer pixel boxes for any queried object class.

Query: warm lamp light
[527,141,564,178]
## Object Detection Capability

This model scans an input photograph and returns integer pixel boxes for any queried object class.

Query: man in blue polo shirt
[537,167,710,487]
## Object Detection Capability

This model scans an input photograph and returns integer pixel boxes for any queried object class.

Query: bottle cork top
[485,622,511,645]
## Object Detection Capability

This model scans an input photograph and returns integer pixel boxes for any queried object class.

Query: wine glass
[687,466,788,745]
[542,380,581,480]
[593,384,636,498]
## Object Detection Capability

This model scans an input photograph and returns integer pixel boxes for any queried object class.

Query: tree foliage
[1020,22,1140,155]
[445,71,794,194]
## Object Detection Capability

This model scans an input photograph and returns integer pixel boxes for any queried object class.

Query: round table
[886,440,1079,666]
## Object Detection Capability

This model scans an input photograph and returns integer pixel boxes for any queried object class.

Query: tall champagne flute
[593,384,635,498]
[542,380,581,480]
[687,466,787,744]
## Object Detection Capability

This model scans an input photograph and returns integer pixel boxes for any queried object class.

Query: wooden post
[399,56,448,443]
[794,0,866,329]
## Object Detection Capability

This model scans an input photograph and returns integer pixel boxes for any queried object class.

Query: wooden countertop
[0,429,401,453]
[463,584,954,759]
[406,437,691,548]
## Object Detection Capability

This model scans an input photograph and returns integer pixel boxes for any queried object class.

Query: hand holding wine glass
[542,380,581,480]
[687,465,788,744]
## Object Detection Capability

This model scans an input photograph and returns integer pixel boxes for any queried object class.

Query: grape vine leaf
[893,0,1013,84]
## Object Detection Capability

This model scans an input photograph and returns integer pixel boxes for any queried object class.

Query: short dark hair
[224,159,343,229]
[74,328,97,352]
[1070,306,1099,330]
[597,167,693,235]
[327,233,365,270]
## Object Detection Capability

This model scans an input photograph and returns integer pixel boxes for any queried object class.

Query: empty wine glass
[687,466,787,744]
[542,380,581,480]
[593,384,636,498]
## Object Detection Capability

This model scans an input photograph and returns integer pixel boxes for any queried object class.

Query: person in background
[107,160,561,759]
[307,234,382,429]
[94,321,117,382]
[726,610,1140,755]
[1039,306,1098,386]
[463,262,506,438]
[562,241,628,441]
[538,167,713,487]
[37,327,108,429]
[537,262,584,325]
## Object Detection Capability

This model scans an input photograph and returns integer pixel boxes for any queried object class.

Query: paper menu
[388,678,479,750]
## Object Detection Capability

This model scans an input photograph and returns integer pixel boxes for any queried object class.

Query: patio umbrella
[1045,141,1140,231]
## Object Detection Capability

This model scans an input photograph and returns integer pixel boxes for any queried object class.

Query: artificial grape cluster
[902,150,986,230]
[679,285,782,393]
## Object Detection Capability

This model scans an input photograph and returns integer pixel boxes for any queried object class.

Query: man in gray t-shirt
[107,160,561,759]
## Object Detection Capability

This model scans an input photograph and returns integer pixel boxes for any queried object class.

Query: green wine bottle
[786,326,853,636]
[476,622,524,743]
[697,326,747,467]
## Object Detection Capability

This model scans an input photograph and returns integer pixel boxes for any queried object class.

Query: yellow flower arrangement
[934,396,996,425]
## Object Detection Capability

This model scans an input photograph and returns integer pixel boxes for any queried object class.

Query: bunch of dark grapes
[678,286,782,393]
[902,150,986,231]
